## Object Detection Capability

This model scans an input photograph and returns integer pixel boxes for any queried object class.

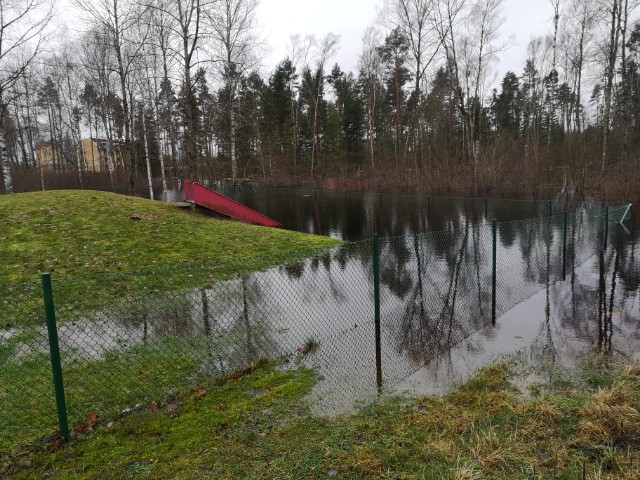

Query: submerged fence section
[0,201,633,454]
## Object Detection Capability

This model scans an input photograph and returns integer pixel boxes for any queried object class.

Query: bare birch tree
[433,0,475,162]
[73,0,150,192]
[296,33,339,175]
[600,0,623,170]
[209,0,262,181]
[359,27,384,171]
[149,0,216,181]
[382,0,441,96]
[460,0,509,163]
[0,0,53,193]
[79,28,118,186]
[565,0,598,133]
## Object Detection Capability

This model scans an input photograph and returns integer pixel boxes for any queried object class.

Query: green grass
[0,190,337,285]
[0,190,339,327]
[0,307,289,455]
[0,189,340,455]
[5,359,640,479]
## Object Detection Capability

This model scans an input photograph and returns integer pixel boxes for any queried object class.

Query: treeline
[0,0,639,197]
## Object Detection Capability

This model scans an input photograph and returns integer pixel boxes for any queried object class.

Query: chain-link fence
[0,200,632,455]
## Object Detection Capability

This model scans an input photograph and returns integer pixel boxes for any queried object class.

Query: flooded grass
[0,336,209,455]
[4,356,640,479]
[0,190,338,327]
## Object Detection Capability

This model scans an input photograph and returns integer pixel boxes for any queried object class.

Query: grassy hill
[0,190,338,286]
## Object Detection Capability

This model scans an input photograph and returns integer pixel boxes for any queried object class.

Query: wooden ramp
[184,181,281,228]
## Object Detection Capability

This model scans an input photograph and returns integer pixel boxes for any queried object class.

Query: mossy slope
[0,190,337,285]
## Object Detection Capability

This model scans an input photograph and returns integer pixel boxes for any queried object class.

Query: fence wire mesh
[0,281,58,451]
[0,201,632,455]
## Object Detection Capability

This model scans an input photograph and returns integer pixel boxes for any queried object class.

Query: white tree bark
[1,109,14,193]
[209,0,262,181]
[142,111,154,200]
[0,0,53,193]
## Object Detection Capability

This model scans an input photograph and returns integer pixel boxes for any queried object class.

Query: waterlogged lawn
[0,189,339,458]
[0,190,339,326]
[0,334,222,455]
[5,357,640,479]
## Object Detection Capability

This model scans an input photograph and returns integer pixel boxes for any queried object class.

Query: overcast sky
[257,0,554,80]
[58,0,557,84]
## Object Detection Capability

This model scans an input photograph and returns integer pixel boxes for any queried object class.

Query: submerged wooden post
[373,235,382,390]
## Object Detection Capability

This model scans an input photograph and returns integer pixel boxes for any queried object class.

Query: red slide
[183,181,282,228]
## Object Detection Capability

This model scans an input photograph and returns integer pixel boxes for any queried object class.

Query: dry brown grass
[469,428,516,470]
[577,379,640,446]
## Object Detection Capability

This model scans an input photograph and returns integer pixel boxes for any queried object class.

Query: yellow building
[35,142,63,171]
[78,138,123,173]
[36,138,124,173]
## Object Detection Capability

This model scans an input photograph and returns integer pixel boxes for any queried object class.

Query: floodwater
[153,186,639,412]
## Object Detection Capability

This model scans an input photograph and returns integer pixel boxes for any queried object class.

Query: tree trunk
[621,0,629,163]
[575,23,585,133]
[601,0,621,171]
[0,106,14,194]
[142,111,154,200]
[102,113,115,188]
[183,57,197,181]
[148,64,167,196]
[113,3,134,193]
[395,70,402,165]
[75,116,85,189]
[230,96,237,180]
[311,96,319,175]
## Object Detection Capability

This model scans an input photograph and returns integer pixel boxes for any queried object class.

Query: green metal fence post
[373,235,382,390]
[562,212,568,280]
[484,197,488,217]
[603,206,610,250]
[492,219,497,326]
[42,273,69,441]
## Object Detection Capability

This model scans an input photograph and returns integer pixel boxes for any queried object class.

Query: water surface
[163,187,639,411]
